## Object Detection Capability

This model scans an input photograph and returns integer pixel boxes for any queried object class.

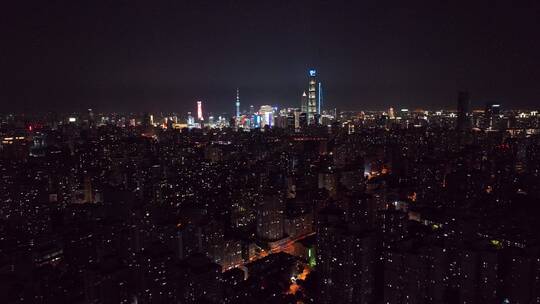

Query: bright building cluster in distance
[1,69,540,304]
[157,69,328,131]
[67,69,536,135]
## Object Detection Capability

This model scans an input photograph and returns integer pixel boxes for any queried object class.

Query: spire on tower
[235,88,240,118]
[301,91,308,114]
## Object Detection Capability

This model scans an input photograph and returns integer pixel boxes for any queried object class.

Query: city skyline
[2,99,540,303]
[2,69,539,118]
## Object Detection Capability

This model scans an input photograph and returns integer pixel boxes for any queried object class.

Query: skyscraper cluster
[1,88,540,303]
[189,69,326,131]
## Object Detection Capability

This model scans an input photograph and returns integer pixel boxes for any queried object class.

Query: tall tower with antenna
[197,101,204,121]
[236,88,240,118]
[307,69,318,123]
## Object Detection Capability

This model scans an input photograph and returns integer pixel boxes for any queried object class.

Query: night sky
[2,0,540,114]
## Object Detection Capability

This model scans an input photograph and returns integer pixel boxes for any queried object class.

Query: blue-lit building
[307,69,318,123]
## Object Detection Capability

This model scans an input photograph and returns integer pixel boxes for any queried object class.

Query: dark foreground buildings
[1,105,540,303]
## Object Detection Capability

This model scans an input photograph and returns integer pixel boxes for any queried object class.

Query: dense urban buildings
[1,77,540,303]
[3,1,540,303]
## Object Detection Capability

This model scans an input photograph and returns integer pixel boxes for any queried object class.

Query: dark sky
[2,0,540,114]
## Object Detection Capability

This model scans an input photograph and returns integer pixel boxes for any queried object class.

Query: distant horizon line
[2,107,540,117]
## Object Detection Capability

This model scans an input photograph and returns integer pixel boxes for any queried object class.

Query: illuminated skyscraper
[259,105,274,128]
[307,69,319,123]
[388,107,396,119]
[235,88,240,118]
[301,91,308,114]
[187,112,195,127]
[485,102,501,130]
[197,101,204,121]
